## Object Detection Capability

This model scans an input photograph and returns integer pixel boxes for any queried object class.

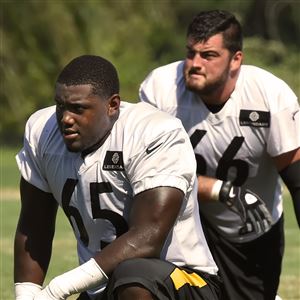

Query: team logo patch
[239,110,270,128]
[103,151,124,171]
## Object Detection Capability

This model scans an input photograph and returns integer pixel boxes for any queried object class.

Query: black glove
[219,181,273,235]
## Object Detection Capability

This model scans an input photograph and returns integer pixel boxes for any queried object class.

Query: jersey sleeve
[139,69,159,107]
[126,124,196,197]
[16,109,54,192]
[267,81,300,156]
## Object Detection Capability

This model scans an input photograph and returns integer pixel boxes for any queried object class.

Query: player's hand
[219,181,273,235]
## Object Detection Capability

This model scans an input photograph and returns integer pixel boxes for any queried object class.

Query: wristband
[15,282,42,300]
[210,180,223,201]
[218,181,233,204]
[39,258,107,300]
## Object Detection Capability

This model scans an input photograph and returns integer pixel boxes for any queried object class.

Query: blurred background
[1,0,300,146]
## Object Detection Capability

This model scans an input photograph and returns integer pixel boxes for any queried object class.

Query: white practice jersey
[17,101,218,281]
[140,61,300,243]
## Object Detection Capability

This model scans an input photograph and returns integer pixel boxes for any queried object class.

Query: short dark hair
[57,55,120,99]
[187,10,243,53]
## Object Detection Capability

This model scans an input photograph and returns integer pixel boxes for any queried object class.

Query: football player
[14,55,221,300]
[139,10,300,300]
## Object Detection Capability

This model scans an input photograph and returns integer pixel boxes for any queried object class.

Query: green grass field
[1,147,299,299]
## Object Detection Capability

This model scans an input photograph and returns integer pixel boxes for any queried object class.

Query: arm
[275,148,300,228]
[35,186,184,299]
[197,148,300,232]
[197,175,273,234]
[96,186,183,273]
[14,177,58,298]
[197,175,218,202]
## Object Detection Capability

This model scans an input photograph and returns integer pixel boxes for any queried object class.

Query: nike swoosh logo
[146,143,163,154]
[292,110,299,120]
[229,188,236,198]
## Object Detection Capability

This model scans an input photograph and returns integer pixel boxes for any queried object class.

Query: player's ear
[230,50,243,72]
[107,94,120,116]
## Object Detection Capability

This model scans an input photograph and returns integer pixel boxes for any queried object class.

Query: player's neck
[81,129,112,158]
[204,102,226,113]
[200,74,238,108]
[81,113,119,158]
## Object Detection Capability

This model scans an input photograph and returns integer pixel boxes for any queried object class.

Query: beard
[185,63,231,98]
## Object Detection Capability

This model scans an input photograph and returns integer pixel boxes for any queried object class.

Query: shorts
[77,258,221,300]
[201,214,285,300]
